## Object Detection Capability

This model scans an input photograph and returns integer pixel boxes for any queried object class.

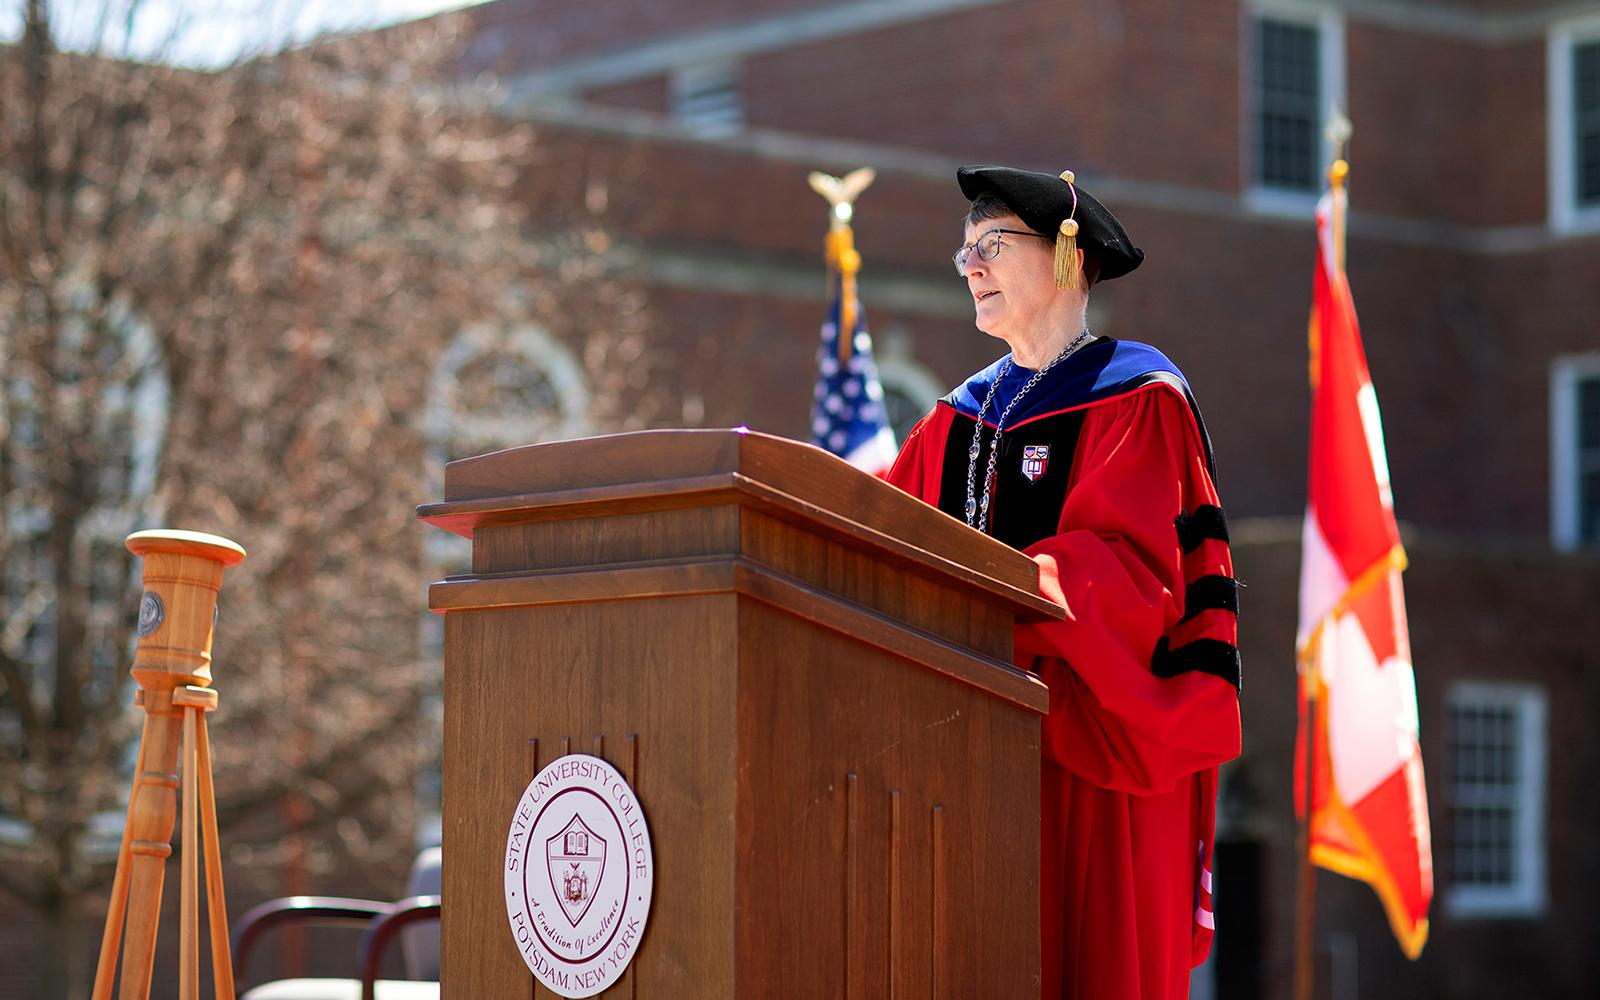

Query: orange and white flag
[1295,187,1433,958]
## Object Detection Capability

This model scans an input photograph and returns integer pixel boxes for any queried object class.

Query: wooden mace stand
[419,429,1063,997]
[92,529,247,1000]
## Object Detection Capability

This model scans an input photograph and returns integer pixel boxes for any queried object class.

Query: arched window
[422,322,591,591]
[874,354,946,445]
[1,296,166,682]
[416,323,590,847]
[427,323,591,462]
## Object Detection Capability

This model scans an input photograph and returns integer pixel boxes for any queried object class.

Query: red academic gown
[885,340,1242,1000]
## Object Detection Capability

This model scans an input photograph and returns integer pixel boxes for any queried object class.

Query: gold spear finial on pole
[807,167,875,362]
[1325,108,1353,272]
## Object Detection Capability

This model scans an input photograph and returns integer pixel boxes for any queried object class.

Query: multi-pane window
[1577,40,1600,206]
[1444,685,1546,917]
[1551,358,1600,549]
[1552,22,1600,228]
[1580,375,1600,544]
[1448,704,1518,887]
[672,62,742,138]
[1255,17,1321,192]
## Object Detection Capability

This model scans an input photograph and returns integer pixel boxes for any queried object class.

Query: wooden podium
[417,429,1061,998]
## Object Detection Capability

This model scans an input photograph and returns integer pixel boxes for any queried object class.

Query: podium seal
[503,753,654,997]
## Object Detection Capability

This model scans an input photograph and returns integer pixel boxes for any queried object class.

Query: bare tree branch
[0,5,662,994]
[0,623,44,743]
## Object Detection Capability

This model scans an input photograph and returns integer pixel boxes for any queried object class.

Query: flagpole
[1294,674,1318,1000]
[1326,109,1352,272]
[1330,160,1349,273]
[1294,112,1353,1000]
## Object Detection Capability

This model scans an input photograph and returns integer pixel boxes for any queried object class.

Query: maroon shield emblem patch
[1022,444,1049,483]
[547,814,607,927]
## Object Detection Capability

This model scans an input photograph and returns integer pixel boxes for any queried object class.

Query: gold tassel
[1055,170,1080,290]
[1054,218,1080,290]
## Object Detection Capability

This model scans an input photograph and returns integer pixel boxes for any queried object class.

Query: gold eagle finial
[807,167,876,229]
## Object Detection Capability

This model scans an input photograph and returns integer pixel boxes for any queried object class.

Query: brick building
[442,1,1600,997]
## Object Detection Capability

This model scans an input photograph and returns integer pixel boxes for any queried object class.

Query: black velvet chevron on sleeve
[1151,636,1242,691]
[1174,505,1229,553]
[1179,575,1240,623]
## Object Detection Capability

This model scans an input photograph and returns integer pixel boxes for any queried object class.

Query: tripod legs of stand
[108,700,181,998]
[91,687,235,1000]
[193,700,236,1000]
[90,714,150,999]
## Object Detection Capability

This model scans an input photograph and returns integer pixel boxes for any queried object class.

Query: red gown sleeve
[1017,384,1241,795]
[884,409,940,500]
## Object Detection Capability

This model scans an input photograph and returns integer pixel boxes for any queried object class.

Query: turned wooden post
[92,529,245,1000]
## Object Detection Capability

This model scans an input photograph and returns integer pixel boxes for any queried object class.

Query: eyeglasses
[952,228,1049,275]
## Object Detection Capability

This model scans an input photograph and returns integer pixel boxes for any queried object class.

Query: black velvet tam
[957,165,1145,282]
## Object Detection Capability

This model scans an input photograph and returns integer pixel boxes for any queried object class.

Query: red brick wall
[1345,27,1546,227]
[738,1,1091,168]
[517,122,967,268]
[1101,0,1244,192]
[1478,39,1548,225]
[1348,23,1488,223]
[656,0,1245,190]
[584,74,669,114]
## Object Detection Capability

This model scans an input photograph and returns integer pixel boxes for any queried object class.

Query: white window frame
[1548,15,1600,234]
[1243,0,1347,219]
[1443,682,1548,919]
[1550,353,1600,550]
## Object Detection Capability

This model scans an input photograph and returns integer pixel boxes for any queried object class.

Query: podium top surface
[418,428,1063,622]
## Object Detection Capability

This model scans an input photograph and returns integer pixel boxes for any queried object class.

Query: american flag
[810,267,897,475]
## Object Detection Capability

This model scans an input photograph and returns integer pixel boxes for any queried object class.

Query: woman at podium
[885,165,1243,1000]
